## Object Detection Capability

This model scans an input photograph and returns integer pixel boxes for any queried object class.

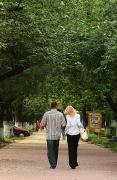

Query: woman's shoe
[75,162,79,167]
[70,166,76,169]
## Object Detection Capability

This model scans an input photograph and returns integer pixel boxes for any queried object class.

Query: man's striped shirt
[40,109,66,140]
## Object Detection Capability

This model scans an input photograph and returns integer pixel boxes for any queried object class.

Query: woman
[64,106,83,169]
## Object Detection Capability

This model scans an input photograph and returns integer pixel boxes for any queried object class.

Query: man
[57,108,67,140]
[40,102,66,169]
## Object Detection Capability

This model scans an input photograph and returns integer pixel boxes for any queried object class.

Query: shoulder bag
[79,127,88,141]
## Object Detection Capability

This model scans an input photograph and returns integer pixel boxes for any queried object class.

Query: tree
[0,0,116,131]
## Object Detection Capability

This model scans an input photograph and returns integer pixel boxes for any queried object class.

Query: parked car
[13,126,30,137]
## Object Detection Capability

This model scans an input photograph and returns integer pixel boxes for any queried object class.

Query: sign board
[88,112,102,142]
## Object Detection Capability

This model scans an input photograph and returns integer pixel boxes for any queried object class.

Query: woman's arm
[77,115,83,128]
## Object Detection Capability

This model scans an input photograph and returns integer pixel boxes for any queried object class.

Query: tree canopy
[0,0,117,125]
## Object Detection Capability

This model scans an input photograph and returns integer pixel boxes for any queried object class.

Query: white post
[3,121,14,138]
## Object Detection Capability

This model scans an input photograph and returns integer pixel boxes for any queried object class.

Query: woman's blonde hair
[64,106,78,116]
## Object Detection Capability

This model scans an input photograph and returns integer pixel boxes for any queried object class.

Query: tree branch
[105,94,117,112]
[8,0,23,12]
[0,66,28,82]
[105,94,117,122]
[18,0,22,8]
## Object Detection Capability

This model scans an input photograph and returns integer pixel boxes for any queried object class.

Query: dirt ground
[0,131,117,180]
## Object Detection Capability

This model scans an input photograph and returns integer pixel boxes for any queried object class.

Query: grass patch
[102,143,117,152]
[88,133,100,144]
[2,136,25,144]
[29,128,35,134]
[88,132,117,152]
[2,137,14,143]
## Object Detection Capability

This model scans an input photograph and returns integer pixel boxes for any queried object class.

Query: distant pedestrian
[36,121,40,131]
[40,102,66,169]
[64,105,83,169]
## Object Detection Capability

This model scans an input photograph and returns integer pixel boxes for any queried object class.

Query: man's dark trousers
[47,140,59,168]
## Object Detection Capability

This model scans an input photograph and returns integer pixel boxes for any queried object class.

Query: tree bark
[82,104,88,128]
[0,67,28,82]
[0,104,6,128]
[105,94,117,122]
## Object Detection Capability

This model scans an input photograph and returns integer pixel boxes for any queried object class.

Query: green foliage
[0,0,54,123]
[88,133,100,144]
[103,143,117,152]
[0,0,117,125]
[23,96,49,120]
[88,132,117,152]
[2,136,25,144]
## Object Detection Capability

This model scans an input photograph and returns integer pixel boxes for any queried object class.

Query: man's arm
[61,114,67,128]
[40,113,47,129]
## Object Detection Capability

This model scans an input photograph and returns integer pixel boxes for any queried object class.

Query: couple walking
[40,102,83,169]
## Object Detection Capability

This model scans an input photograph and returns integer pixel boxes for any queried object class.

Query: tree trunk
[0,104,6,139]
[0,104,14,138]
[105,95,117,122]
[82,104,88,128]
[0,104,6,128]
[14,103,23,127]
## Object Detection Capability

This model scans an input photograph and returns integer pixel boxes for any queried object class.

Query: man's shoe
[50,166,56,169]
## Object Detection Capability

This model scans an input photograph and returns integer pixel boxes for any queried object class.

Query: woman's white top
[65,114,83,135]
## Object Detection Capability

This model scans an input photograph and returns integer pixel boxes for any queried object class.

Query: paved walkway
[0,131,117,180]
